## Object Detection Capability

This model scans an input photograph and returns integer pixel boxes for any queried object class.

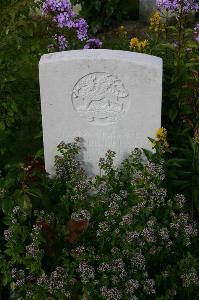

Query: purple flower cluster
[53,34,68,50]
[74,18,88,41]
[53,12,75,28]
[156,0,199,14]
[194,23,199,42]
[42,0,75,17]
[42,0,88,48]
[84,38,103,49]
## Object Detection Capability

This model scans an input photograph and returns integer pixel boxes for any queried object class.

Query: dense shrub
[0,139,199,299]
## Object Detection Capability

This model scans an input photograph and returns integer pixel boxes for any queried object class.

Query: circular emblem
[72,72,129,125]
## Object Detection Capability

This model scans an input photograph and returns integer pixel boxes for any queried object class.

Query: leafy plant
[0,140,199,299]
[165,136,199,216]
[129,3,199,218]
[0,0,48,167]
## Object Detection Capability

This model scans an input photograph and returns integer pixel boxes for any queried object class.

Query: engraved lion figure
[72,73,128,123]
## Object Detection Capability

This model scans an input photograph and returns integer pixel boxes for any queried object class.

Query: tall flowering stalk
[41,0,87,50]
[156,0,199,15]
[194,23,199,42]
[40,0,102,51]
[156,0,199,65]
[148,11,166,50]
[151,127,170,155]
[151,0,199,135]
[149,11,165,33]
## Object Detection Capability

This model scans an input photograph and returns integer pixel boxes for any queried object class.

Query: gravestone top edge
[39,49,162,68]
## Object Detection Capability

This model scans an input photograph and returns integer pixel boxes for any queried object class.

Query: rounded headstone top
[39,49,162,69]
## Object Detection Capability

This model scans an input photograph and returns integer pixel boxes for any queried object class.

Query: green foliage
[165,136,199,215]
[71,0,139,32]
[0,0,48,167]
[141,11,199,217]
[0,141,199,299]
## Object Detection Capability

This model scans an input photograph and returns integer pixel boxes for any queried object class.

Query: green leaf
[168,106,178,122]
[161,43,176,50]
[18,194,32,214]
[26,187,43,198]
[142,148,153,160]
[0,121,5,131]
[94,0,101,10]
[1,197,13,214]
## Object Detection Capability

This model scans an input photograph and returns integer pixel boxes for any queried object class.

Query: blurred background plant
[127,1,199,216]
[148,1,199,216]
[71,0,139,33]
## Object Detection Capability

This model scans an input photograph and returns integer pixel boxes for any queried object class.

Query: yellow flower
[130,38,149,51]
[119,25,125,31]
[155,127,167,140]
[149,11,165,33]
[139,39,149,49]
[118,25,127,38]
[130,37,139,49]
[150,12,161,24]
[152,127,169,154]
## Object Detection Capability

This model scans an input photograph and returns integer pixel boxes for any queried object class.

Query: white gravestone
[39,49,162,175]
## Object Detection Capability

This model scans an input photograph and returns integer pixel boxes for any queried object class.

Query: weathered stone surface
[39,49,162,176]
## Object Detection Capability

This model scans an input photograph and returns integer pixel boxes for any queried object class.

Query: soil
[116,20,148,38]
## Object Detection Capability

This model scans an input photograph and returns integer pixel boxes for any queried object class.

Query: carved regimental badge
[72,72,129,125]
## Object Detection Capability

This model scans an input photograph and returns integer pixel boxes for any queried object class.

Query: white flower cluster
[71,209,91,221]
